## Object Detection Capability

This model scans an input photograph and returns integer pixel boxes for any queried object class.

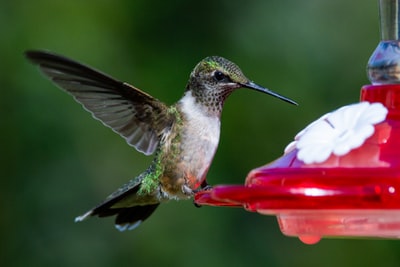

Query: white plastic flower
[284,102,388,164]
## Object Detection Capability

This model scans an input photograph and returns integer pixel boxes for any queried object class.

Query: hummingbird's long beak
[243,81,298,105]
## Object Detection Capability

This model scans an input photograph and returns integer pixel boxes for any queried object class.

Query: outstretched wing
[25,50,174,155]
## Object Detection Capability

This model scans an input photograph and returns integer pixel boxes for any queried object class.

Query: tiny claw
[193,183,213,208]
[200,179,210,189]
[201,184,213,191]
[193,184,213,194]
[194,201,202,208]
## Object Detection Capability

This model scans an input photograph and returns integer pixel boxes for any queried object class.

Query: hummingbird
[25,50,297,231]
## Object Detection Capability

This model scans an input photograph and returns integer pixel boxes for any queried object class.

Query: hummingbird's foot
[201,184,213,191]
[194,179,213,192]
[192,182,213,208]
[192,186,213,208]
[194,201,202,208]
[192,185,213,194]
[201,179,209,188]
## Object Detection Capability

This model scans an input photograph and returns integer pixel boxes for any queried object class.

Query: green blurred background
[3,0,400,266]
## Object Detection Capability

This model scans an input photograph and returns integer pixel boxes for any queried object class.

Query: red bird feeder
[194,0,400,244]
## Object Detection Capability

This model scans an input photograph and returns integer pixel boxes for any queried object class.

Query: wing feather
[25,50,173,155]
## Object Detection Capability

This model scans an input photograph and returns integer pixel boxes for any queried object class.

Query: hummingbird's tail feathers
[115,221,142,231]
[75,176,160,230]
[113,204,160,231]
[74,203,159,231]
[74,210,93,222]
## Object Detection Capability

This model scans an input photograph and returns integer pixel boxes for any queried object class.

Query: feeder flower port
[285,102,388,165]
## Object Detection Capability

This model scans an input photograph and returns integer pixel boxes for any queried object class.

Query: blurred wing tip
[115,221,142,232]
[24,49,41,58]
[24,50,56,63]
[75,210,93,222]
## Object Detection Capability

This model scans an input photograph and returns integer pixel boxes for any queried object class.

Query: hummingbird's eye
[213,71,227,82]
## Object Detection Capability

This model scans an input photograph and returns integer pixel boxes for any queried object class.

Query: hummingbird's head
[186,56,297,107]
